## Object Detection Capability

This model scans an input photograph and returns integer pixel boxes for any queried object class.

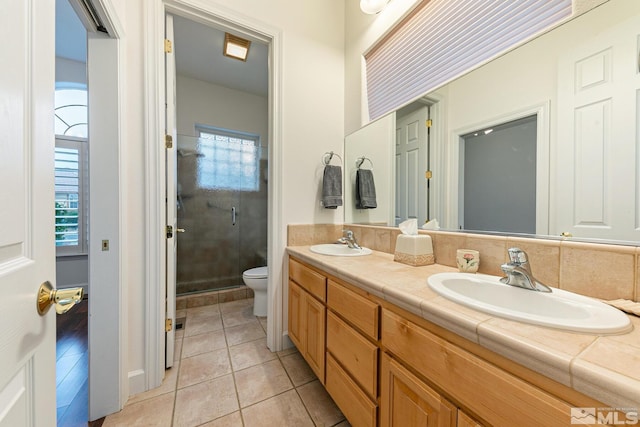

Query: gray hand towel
[322,165,343,209]
[356,169,377,209]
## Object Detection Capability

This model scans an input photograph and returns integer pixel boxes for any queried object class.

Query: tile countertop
[286,246,640,409]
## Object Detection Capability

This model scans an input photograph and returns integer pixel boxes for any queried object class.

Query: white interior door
[556,11,640,241]
[0,0,57,425]
[165,13,177,368]
[395,106,429,225]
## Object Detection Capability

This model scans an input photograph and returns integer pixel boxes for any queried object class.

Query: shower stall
[175,133,268,296]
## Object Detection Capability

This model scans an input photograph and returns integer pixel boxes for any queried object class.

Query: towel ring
[322,151,343,166]
[356,156,374,170]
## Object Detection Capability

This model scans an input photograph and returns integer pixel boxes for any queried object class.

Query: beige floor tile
[225,320,266,346]
[333,420,352,427]
[280,352,316,387]
[126,362,180,406]
[174,337,183,362]
[276,346,298,358]
[184,314,223,337]
[297,380,345,426]
[229,338,278,371]
[219,298,253,313]
[178,348,231,389]
[222,304,257,328]
[186,304,221,317]
[234,359,293,407]
[200,411,244,426]
[258,316,268,332]
[174,374,239,426]
[182,330,227,358]
[103,392,174,427]
[241,389,313,427]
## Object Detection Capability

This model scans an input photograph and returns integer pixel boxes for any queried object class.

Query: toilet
[242,266,268,316]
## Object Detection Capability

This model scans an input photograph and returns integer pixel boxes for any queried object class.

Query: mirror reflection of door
[460,115,537,233]
[395,105,430,226]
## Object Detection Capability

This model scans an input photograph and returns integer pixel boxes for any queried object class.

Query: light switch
[102,240,109,251]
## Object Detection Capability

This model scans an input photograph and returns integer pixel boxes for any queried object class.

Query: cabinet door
[381,353,456,427]
[457,410,484,427]
[304,294,326,383]
[288,280,304,351]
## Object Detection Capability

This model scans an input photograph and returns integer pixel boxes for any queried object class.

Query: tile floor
[103,298,349,427]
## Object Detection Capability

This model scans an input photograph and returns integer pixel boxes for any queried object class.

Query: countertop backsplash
[287,223,639,302]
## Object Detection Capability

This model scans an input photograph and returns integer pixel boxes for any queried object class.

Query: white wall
[344,113,395,225]
[176,75,268,142]
[56,57,87,85]
[103,0,345,397]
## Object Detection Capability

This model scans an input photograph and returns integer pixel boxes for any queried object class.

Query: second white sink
[310,243,372,257]
[427,272,632,334]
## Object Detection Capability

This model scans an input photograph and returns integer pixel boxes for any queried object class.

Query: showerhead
[177,148,204,158]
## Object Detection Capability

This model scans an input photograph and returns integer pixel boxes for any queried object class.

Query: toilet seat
[243,266,268,279]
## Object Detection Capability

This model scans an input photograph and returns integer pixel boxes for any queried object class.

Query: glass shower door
[175,133,264,295]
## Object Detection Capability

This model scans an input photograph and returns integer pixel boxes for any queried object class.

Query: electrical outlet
[102,240,109,251]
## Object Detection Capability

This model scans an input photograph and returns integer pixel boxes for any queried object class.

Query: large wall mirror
[345,0,640,244]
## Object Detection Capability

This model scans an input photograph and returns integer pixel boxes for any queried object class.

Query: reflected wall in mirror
[346,0,640,243]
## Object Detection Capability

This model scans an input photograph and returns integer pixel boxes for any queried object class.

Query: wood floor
[56,298,104,427]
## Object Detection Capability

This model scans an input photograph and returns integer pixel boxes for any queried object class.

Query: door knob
[37,281,84,315]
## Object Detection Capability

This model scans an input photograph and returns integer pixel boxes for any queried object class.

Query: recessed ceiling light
[224,33,251,61]
[360,0,390,14]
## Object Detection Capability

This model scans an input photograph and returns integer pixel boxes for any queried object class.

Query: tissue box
[394,234,435,266]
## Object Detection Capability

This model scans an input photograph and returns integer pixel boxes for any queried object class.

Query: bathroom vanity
[286,247,639,426]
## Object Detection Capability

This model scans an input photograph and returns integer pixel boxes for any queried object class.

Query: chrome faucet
[337,229,361,249]
[500,247,552,292]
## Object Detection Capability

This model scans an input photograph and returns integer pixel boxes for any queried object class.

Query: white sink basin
[428,272,632,334]
[309,244,372,257]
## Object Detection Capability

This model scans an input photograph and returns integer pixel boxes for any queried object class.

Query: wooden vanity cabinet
[326,278,380,427]
[380,352,456,427]
[456,411,484,427]
[287,256,599,427]
[288,259,327,383]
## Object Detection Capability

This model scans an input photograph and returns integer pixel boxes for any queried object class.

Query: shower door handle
[231,207,236,226]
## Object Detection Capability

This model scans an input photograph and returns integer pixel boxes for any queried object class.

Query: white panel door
[396,107,429,225]
[165,14,177,368]
[0,0,57,426]
[556,11,640,241]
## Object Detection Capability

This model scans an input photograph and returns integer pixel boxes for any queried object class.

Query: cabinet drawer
[326,353,377,427]
[328,279,379,340]
[381,309,572,427]
[327,311,378,399]
[289,258,326,301]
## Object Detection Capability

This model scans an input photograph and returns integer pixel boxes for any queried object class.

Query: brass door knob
[37,281,84,315]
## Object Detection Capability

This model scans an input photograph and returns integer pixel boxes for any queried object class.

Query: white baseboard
[128,369,146,397]
[281,333,294,351]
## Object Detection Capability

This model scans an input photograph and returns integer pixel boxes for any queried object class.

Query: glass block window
[196,125,261,192]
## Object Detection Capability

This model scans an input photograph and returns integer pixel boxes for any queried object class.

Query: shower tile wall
[177,152,268,295]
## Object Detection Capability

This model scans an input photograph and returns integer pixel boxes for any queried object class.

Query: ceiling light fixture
[360,0,390,14]
[223,33,251,61]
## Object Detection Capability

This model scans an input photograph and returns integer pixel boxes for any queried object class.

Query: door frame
[143,0,284,390]
[83,0,127,419]
[446,101,550,234]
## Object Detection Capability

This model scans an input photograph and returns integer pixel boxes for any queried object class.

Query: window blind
[365,0,572,120]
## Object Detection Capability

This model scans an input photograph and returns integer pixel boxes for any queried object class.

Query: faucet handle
[506,247,528,264]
